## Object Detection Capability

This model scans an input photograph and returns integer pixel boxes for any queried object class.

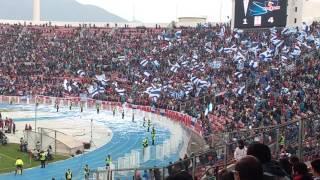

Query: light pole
[90,119,93,145]
[33,0,40,22]
[34,96,38,132]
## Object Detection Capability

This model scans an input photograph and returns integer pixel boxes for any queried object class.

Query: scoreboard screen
[234,0,288,29]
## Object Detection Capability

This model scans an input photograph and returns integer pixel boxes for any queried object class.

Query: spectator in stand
[311,159,320,180]
[234,140,247,161]
[292,162,312,180]
[247,143,290,180]
[233,155,263,180]
[290,156,300,166]
[219,169,234,180]
[183,154,190,171]
[166,170,192,180]
[279,158,293,177]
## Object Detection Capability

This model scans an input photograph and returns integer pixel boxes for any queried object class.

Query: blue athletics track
[0,103,187,180]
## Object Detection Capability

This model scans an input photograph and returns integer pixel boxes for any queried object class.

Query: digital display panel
[234,0,288,28]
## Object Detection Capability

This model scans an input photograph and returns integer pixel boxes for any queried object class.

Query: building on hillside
[177,17,207,27]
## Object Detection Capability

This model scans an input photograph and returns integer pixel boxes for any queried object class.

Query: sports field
[0,143,68,173]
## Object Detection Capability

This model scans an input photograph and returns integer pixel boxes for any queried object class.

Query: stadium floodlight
[33,0,40,22]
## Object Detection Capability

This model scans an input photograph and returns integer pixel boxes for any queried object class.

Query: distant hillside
[0,0,127,22]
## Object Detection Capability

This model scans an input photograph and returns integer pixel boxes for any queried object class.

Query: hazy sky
[76,0,232,23]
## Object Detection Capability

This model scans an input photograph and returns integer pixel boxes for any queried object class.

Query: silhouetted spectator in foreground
[311,159,320,180]
[247,143,290,180]
[166,171,192,180]
[292,162,312,180]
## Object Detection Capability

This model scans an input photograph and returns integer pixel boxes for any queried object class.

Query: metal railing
[89,113,320,180]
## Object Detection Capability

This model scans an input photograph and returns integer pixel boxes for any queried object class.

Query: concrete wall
[301,0,320,24]
[287,0,320,27]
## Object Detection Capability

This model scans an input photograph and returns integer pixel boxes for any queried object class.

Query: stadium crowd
[0,21,319,139]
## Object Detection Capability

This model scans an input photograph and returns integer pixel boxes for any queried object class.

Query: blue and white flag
[210,61,222,69]
[249,60,259,68]
[208,103,213,112]
[77,70,85,77]
[237,85,246,95]
[259,50,273,61]
[152,60,160,67]
[63,79,72,92]
[140,59,148,67]
[89,86,105,98]
[145,87,161,98]
[223,48,236,54]
[118,56,126,61]
[175,30,182,39]
[115,88,126,96]
[191,77,201,85]
[95,74,108,86]
[181,60,189,67]
[281,27,297,35]
[234,52,246,62]
[281,55,288,61]
[290,45,301,57]
[235,72,243,79]
[170,63,180,73]
[144,72,151,77]
[265,84,271,92]
[198,80,210,88]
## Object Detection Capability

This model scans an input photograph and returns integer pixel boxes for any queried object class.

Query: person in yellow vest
[279,134,285,149]
[142,137,149,148]
[65,169,72,180]
[40,150,46,168]
[15,157,24,175]
[105,154,112,169]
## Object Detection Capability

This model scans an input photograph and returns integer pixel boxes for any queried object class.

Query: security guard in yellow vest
[15,157,24,175]
[279,134,285,148]
[65,169,72,180]
[40,151,46,168]
[142,137,149,148]
[105,155,112,169]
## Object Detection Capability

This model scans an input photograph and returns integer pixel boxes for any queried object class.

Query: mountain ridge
[0,0,127,22]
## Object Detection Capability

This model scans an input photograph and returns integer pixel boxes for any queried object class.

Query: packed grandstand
[0,21,320,179]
